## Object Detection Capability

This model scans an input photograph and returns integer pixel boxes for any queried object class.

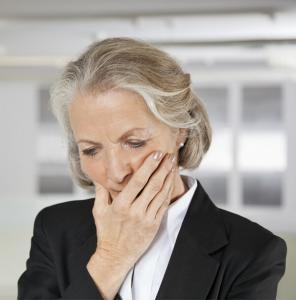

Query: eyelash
[82,141,146,157]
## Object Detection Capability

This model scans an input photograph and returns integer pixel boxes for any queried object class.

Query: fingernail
[153,151,164,161]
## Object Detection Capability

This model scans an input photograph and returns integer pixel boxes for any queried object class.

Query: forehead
[69,89,166,139]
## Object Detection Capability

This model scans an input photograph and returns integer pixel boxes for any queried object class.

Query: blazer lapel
[155,179,229,299]
[68,179,229,300]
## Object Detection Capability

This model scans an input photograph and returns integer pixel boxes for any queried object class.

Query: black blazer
[18,179,287,299]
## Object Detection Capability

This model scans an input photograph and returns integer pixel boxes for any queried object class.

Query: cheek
[80,159,105,182]
[129,143,162,169]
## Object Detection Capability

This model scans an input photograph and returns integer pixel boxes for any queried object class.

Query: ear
[176,128,189,148]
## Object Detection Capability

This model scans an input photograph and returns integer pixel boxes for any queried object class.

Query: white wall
[0,82,38,296]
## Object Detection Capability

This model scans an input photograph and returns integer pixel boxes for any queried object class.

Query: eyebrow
[77,127,149,145]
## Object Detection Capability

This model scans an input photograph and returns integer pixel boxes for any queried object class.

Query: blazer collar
[69,179,229,299]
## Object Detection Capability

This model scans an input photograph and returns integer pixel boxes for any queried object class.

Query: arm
[227,235,287,300]
[17,208,123,300]
[17,209,61,299]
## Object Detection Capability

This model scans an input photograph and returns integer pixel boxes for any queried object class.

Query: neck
[170,173,188,205]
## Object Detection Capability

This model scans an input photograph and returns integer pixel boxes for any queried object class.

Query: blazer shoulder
[35,197,95,234]
[217,207,287,260]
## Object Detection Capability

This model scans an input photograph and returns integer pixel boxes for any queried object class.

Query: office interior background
[0,0,295,299]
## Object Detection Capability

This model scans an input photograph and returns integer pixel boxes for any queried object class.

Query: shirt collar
[164,174,198,248]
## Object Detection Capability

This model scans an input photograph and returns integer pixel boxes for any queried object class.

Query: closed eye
[128,141,146,148]
[82,141,146,157]
[82,148,98,157]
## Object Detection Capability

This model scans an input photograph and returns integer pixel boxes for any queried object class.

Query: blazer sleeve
[227,235,287,300]
[17,208,123,300]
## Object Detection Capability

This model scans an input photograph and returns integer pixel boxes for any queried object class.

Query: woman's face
[69,88,183,200]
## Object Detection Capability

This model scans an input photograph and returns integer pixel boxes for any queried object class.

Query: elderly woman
[18,37,287,300]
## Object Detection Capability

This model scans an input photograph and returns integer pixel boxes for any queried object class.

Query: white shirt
[119,174,198,300]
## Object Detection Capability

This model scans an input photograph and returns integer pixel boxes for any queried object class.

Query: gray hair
[49,37,212,193]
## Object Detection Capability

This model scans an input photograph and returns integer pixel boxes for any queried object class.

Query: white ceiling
[0,0,296,19]
[0,0,296,72]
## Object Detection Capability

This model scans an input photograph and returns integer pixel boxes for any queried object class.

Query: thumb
[94,181,111,209]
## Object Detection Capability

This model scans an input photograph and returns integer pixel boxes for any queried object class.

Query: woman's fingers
[146,167,176,221]
[133,153,176,213]
[114,151,166,208]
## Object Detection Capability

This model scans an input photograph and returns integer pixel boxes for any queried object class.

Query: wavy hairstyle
[49,37,212,193]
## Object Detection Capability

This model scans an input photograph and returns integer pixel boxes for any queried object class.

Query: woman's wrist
[86,249,132,299]
[95,243,134,269]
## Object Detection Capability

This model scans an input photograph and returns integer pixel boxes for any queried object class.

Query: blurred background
[0,0,295,299]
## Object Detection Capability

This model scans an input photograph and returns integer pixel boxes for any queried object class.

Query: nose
[104,148,131,184]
